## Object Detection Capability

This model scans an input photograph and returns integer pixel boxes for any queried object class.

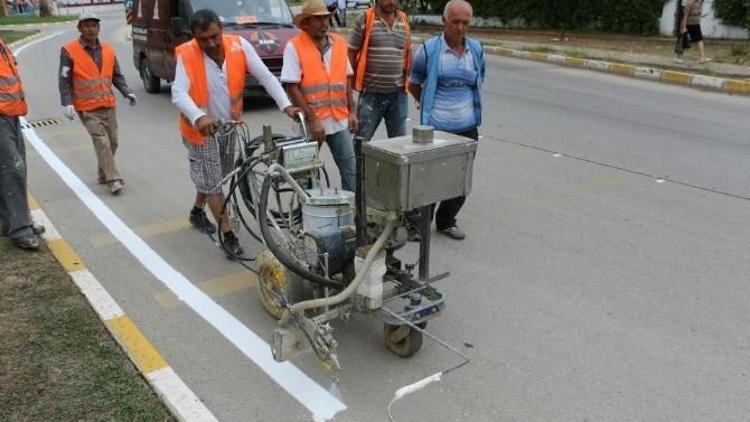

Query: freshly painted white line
[17,48,346,421]
[69,268,126,321]
[13,31,64,55]
[147,367,219,422]
[31,209,61,240]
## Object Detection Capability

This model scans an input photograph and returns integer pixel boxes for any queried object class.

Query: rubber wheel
[140,57,160,93]
[384,323,423,358]
[256,249,313,320]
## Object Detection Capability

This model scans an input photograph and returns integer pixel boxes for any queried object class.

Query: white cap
[77,11,100,23]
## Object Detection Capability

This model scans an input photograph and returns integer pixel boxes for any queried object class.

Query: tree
[714,0,750,32]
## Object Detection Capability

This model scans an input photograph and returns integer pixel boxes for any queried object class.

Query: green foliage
[401,0,670,34]
[713,0,750,31]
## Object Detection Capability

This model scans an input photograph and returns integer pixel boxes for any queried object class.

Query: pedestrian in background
[674,0,711,64]
[172,9,299,257]
[282,0,358,192]
[0,38,41,250]
[349,0,411,142]
[408,0,485,241]
[58,12,137,195]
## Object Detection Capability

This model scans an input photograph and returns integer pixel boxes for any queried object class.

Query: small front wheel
[384,323,423,358]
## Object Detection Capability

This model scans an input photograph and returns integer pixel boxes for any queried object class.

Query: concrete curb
[6,30,45,49]
[480,43,750,95]
[27,195,218,422]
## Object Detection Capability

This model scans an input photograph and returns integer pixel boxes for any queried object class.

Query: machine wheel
[140,57,160,93]
[256,249,313,319]
[384,323,423,358]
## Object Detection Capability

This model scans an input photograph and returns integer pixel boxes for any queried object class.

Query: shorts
[686,24,703,43]
[183,136,235,195]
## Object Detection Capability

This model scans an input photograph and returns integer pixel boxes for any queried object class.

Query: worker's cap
[293,0,331,27]
[77,11,100,24]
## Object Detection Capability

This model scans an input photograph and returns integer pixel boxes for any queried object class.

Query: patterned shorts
[183,135,236,195]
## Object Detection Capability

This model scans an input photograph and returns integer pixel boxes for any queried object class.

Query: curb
[402,34,750,96]
[6,30,44,49]
[27,195,218,422]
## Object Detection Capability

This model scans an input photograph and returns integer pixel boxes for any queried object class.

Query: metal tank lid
[305,188,355,206]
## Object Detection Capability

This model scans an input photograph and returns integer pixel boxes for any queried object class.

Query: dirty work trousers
[78,107,121,184]
[356,90,408,142]
[0,114,33,239]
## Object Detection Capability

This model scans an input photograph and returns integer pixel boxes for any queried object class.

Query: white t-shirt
[280,36,353,136]
[172,37,291,126]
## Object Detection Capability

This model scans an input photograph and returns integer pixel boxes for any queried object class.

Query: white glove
[62,105,76,121]
[127,93,137,107]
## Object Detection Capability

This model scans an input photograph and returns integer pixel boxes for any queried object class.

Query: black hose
[259,174,344,290]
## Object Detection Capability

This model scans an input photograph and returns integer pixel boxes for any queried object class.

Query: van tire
[140,58,160,94]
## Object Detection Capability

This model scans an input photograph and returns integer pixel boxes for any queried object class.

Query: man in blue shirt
[408,0,485,240]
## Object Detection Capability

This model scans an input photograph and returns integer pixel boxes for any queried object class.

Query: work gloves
[62,105,76,121]
[127,93,137,107]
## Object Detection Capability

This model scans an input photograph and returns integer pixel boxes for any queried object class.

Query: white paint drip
[553,153,562,158]
[16,35,346,421]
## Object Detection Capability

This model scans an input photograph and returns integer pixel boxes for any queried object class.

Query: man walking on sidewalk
[172,9,299,257]
[408,0,485,241]
[59,12,137,195]
[674,0,711,64]
[0,38,40,250]
[349,0,411,142]
[282,0,358,192]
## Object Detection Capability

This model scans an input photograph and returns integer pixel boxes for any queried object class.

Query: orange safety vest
[0,42,27,117]
[175,35,246,146]
[353,7,411,93]
[63,40,116,112]
[291,32,349,122]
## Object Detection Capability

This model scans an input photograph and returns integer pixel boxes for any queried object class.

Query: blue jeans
[356,90,408,142]
[325,129,356,192]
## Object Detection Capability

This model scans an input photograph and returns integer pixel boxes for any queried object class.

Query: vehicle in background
[346,0,370,9]
[132,0,297,96]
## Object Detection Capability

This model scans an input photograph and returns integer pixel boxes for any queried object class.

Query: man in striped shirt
[348,0,411,142]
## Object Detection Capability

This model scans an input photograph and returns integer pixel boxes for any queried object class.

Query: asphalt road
[18,12,750,422]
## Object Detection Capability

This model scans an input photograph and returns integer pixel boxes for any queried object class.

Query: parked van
[132,0,297,94]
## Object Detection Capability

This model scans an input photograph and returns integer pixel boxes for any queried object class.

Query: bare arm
[407,82,422,104]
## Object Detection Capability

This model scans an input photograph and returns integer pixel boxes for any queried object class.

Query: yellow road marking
[47,239,85,272]
[106,315,168,374]
[27,195,40,210]
[609,63,634,76]
[725,80,750,95]
[661,71,692,85]
[155,271,258,308]
[527,52,548,62]
[564,57,586,68]
[90,218,191,247]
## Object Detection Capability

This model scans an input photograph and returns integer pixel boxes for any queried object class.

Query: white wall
[660,0,748,39]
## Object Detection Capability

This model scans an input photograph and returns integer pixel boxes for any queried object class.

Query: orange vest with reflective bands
[354,7,411,92]
[63,40,116,112]
[0,42,27,117]
[291,32,349,122]
[175,35,247,146]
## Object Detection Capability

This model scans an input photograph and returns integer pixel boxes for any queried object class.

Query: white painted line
[147,367,218,422]
[691,74,726,89]
[31,209,62,240]
[553,153,562,158]
[584,60,609,72]
[69,269,126,321]
[656,179,666,184]
[634,66,662,80]
[546,54,566,64]
[18,40,346,420]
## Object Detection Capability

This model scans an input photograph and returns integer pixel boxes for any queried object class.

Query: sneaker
[699,57,712,64]
[32,225,45,236]
[438,226,466,241]
[14,234,40,250]
[222,231,244,258]
[673,57,685,64]
[189,209,216,234]
[109,180,123,195]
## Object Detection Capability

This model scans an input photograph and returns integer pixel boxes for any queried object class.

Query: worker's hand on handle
[308,115,326,142]
[62,105,76,121]
[282,105,302,120]
[127,93,137,107]
[348,113,359,134]
[195,115,215,137]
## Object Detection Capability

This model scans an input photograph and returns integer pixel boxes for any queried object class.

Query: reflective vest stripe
[0,42,27,117]
[64,40,116,112]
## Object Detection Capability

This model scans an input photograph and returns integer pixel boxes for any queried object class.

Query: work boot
[14,234,40,250]
[189,208,216,234]
[438,226,466,241]
[222,231,244,258]
[109,180,123,195]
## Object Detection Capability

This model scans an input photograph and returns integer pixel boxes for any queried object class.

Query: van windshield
[190,0,293,25]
